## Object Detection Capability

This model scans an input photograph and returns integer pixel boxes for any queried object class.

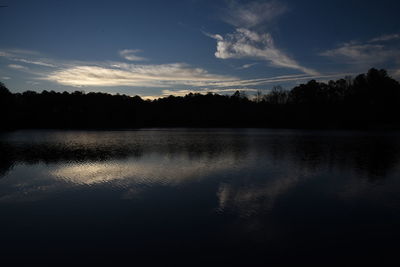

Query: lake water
[1,129,400,266]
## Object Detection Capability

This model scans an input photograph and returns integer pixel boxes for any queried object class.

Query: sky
[1,0,400,99]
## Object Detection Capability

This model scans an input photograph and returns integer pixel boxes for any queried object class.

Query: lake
[1,129,400,266]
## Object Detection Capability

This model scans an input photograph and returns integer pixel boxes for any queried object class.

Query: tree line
[1,68,399,130]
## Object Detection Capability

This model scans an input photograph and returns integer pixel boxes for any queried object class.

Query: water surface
[1,129,400,266]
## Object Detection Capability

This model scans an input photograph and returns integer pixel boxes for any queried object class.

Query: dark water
[1,129,400,266]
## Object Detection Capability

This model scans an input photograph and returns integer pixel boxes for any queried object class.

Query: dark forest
[1,68,399,130]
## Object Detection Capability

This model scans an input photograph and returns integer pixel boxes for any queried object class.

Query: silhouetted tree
[0,82,13,130]
[1,68,399,130]
[255,90,263,103]
[264,86,288,105]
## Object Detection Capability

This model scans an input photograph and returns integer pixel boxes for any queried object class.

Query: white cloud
[1,76,11,80]
[44,63,236,87]
[209,28,319,75]
[369,33,400,43]
[119,49,147,61]
[321,38,400,66]
[0,49,56,67]
[2,46,348,96]
[0,51,11,57]
[223,0,287,28]
[6,49,39,55]
[0,47,329,90]
[43,58,349,91]
[26,81,40,85]
[321,43,389,62]
[205,73,354,88]
[239,63,258,69]
[15,58,55,67]
[208,1,318,75]
[8,64,28,70]
[140,73,352,99]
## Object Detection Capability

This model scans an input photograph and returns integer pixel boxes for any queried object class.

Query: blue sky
[1,0,400,98]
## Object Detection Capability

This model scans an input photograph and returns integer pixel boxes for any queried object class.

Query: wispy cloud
[44,63,236,87]
[5,49,40,55]
[223,0,287,28]
[239,63,258,69]
[320,43,398,64]
[369,33,400,43]
[119,49,147,61]
[208,1,318,75]
[208,28,319,75]
[204,73,354,88]
[14,58,55,67]
[42,58,349,90]
[0,51,11,57]
[0,49,56,67]
[1,47,330,90]
[1,76,11,80]
[141,73,354,99]
[26,80,40,85]
[8,64,28,70]
[321,33,400,66]
[2,45,347,96]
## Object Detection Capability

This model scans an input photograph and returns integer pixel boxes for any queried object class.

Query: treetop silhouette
[1,68,399,130]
